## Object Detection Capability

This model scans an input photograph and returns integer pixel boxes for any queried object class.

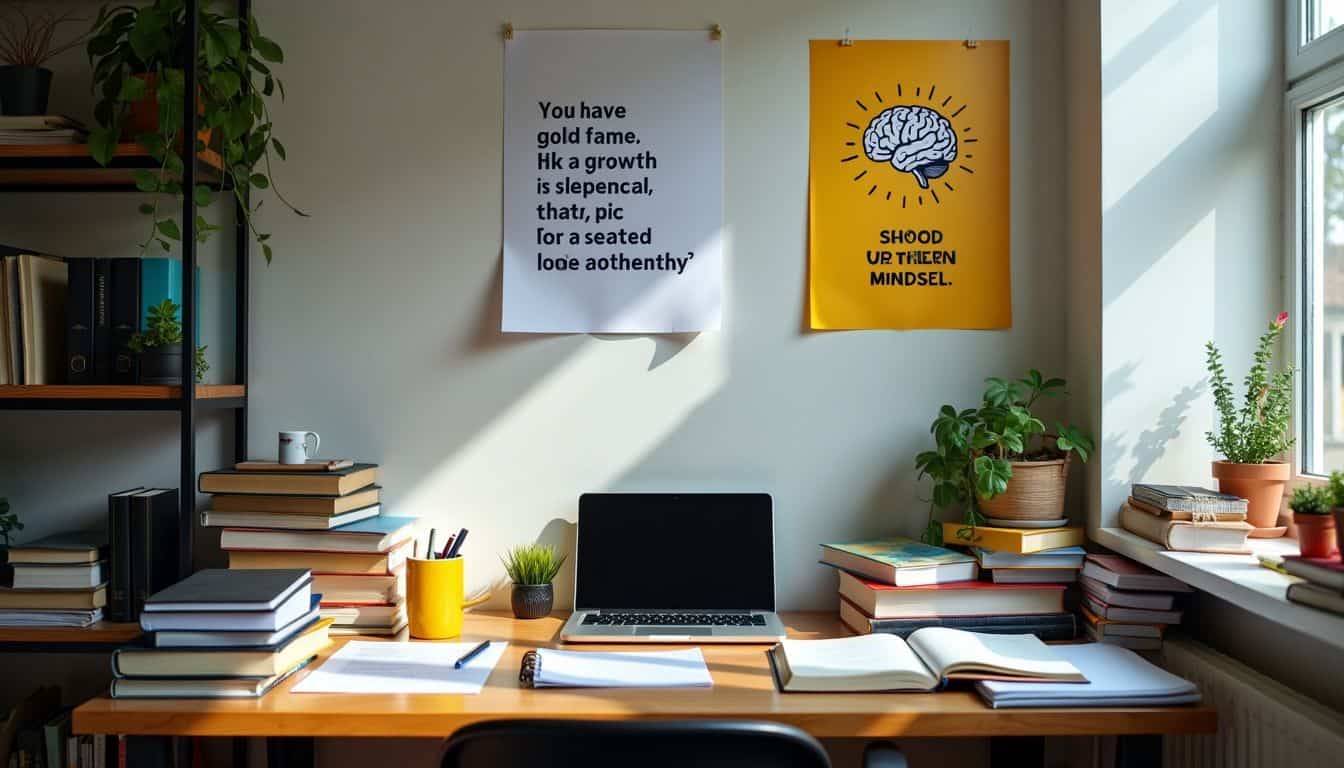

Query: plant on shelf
[1288,485,1337,559]
[128,298,208,385]
[1205,312,1296,536]
[0,3,89,116]
[501,543,566,620]
[84,0,305,262]
[0,496,21,547]
[915,370,1094,546]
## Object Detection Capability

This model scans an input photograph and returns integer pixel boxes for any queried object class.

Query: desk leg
[989,736,1044,768]
[1116,735,1162,768]
[265,737,314,768]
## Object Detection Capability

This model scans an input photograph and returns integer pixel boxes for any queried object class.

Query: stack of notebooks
[0,532,108,628]
[200,461,416,636]
[0,115,87,145]
[1282,554,1344,615]
[111,569,332,699]
[822,529,1084,641]
[1120,484,1253,552]
[1078,554,1190,650]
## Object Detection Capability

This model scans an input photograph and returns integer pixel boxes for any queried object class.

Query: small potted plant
[0,4,88,115]
[1327,472,1344,559]
[1205,313,1296,537]
[0,497,22,587]
[128,298,208,385]
[1288,485,1338,559]
[916,370,1094,544]
[501,543,565,620]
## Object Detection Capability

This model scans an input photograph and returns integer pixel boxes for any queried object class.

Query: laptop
[560,492,787,643]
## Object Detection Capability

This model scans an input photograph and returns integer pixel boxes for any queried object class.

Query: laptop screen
[575,493,775,611]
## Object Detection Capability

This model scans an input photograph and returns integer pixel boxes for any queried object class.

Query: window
[1290,2,1344,476]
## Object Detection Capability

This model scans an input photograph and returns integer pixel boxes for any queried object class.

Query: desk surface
[73,611,1217,739]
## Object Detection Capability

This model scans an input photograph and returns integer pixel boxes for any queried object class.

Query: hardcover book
[93,258,111,382]
[199,463,379,497]
[819,537,977,586]
[838,598,1077,641]
[106,487,143,621]
[1131,484,1248,514]
[109,257,140,383]
[1119,502,1251,553]
[940,522,1084,554]
[837,570,1065,618]
[1281,555,1344,590]
[1081,554,1193,593]
[130,489,180,617]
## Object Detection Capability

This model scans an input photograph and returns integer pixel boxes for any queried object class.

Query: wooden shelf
[0,384,245,410]
[0,621,142,650]
[0,142,224,190]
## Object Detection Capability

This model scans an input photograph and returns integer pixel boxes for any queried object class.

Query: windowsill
[1092,527,1344,651]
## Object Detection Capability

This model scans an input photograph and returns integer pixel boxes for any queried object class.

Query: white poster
[503,30,723,333]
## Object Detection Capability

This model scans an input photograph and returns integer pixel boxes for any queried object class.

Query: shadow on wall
[1105,382,1206,489]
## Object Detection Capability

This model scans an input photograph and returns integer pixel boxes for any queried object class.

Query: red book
[1282,555,1344,590]
[837,570,1065,619]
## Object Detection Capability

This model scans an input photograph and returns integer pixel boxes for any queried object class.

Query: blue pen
[454,640,490,669]
[446,527,469,558]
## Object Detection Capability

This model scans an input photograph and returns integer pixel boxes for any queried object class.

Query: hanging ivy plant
[85,0,305,262]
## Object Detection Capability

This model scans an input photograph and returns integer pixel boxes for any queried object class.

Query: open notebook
[769,628,1085,692]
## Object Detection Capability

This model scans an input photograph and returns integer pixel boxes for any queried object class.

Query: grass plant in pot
[916,370,1094,545]
[1205,313,1296,537]
[85,0,305,262]
[0,4,88,115]
[128,299,207,385]
[501,544,565,620]
[1288,485,1338,559]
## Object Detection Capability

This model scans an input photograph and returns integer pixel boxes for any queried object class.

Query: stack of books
[200,461,416,636]
[0,532,107,628]
[822,533,1079,641]
[1120,484,1253,552]
[111,569,332,699]
[1078,554,1190,650]
[0,115,87,145]
[1282,555,1344,615]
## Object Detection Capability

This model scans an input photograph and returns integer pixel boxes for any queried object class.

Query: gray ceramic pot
[511,583,553,620]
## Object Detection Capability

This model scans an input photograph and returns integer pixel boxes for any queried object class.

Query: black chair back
[440,719,832,768]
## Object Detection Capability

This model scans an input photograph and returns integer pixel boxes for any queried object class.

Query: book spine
[64,258,93,384]
[93,259,112,383]
[148,489,181,597]
[129,496,149,618]
[109,258,140,384]
[106,494,133,622]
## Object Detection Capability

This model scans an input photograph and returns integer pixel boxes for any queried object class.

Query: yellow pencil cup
[406,556,488,639]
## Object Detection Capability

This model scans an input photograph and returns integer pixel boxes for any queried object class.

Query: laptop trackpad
[638,627,714,636]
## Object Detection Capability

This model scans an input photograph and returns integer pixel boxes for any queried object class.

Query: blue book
[140,258,200,341]
[820,536,978,586]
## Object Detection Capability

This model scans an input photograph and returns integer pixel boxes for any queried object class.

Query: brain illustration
[862,105,957,189]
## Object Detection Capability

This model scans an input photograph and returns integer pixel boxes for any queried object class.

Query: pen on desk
[445,527,469,558]
[426,529,437,560]
[454,640,490,669]
[439,534,455,559]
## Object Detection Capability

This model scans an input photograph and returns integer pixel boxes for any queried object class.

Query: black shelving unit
[0,0,250,651]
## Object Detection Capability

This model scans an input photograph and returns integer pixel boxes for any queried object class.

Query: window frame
[1288,0,1344,81]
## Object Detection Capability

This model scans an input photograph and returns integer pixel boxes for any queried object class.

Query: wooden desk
[73,612,1216,765]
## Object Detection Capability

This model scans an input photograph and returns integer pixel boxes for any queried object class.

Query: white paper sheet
[291,640,508,695]
[533,647,713,688]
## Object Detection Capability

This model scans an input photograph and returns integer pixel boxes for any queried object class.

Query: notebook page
[291,640,508,694]
[533,647,712,688]
[777,634,938,691]
[976,643,1200,707]
[907,627,1082,680]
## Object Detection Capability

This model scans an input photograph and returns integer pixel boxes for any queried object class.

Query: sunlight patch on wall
[1102,4,1218,211]
[1101,0,1180,65]
[1103,211,1216,498]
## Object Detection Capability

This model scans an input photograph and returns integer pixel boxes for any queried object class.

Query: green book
[820,537,978,586]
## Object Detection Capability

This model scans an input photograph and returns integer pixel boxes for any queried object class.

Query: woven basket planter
[977,457,1070,521]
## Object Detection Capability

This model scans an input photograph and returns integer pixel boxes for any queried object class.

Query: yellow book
[942,522,1085,554]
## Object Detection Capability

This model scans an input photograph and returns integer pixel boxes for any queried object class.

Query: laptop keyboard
[582,612,768,627]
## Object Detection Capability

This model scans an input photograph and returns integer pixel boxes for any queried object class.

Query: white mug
[278,430,320,464]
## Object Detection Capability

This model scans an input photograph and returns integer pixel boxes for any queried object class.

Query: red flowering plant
[1205,313,1296,464]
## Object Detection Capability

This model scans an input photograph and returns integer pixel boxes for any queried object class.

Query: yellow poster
[809,40,1011,330]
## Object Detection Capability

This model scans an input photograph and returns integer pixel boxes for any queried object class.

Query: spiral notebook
[519,647,713,688]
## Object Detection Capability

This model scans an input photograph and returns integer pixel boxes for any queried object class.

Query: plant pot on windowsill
[510,583,554,620]
[0,66,53,116]
[1295,512,1338,559]
[138,346,182,386]
[1211,460,1290,537]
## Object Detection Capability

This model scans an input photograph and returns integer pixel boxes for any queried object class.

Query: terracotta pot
[123,73,212,147]
[1295,513,1339,558]
[1336,508,1344,560]
[978,457,1070,521]
[1211,461,1289,534]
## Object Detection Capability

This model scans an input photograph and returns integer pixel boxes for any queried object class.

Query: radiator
[1159,639,1344,768]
